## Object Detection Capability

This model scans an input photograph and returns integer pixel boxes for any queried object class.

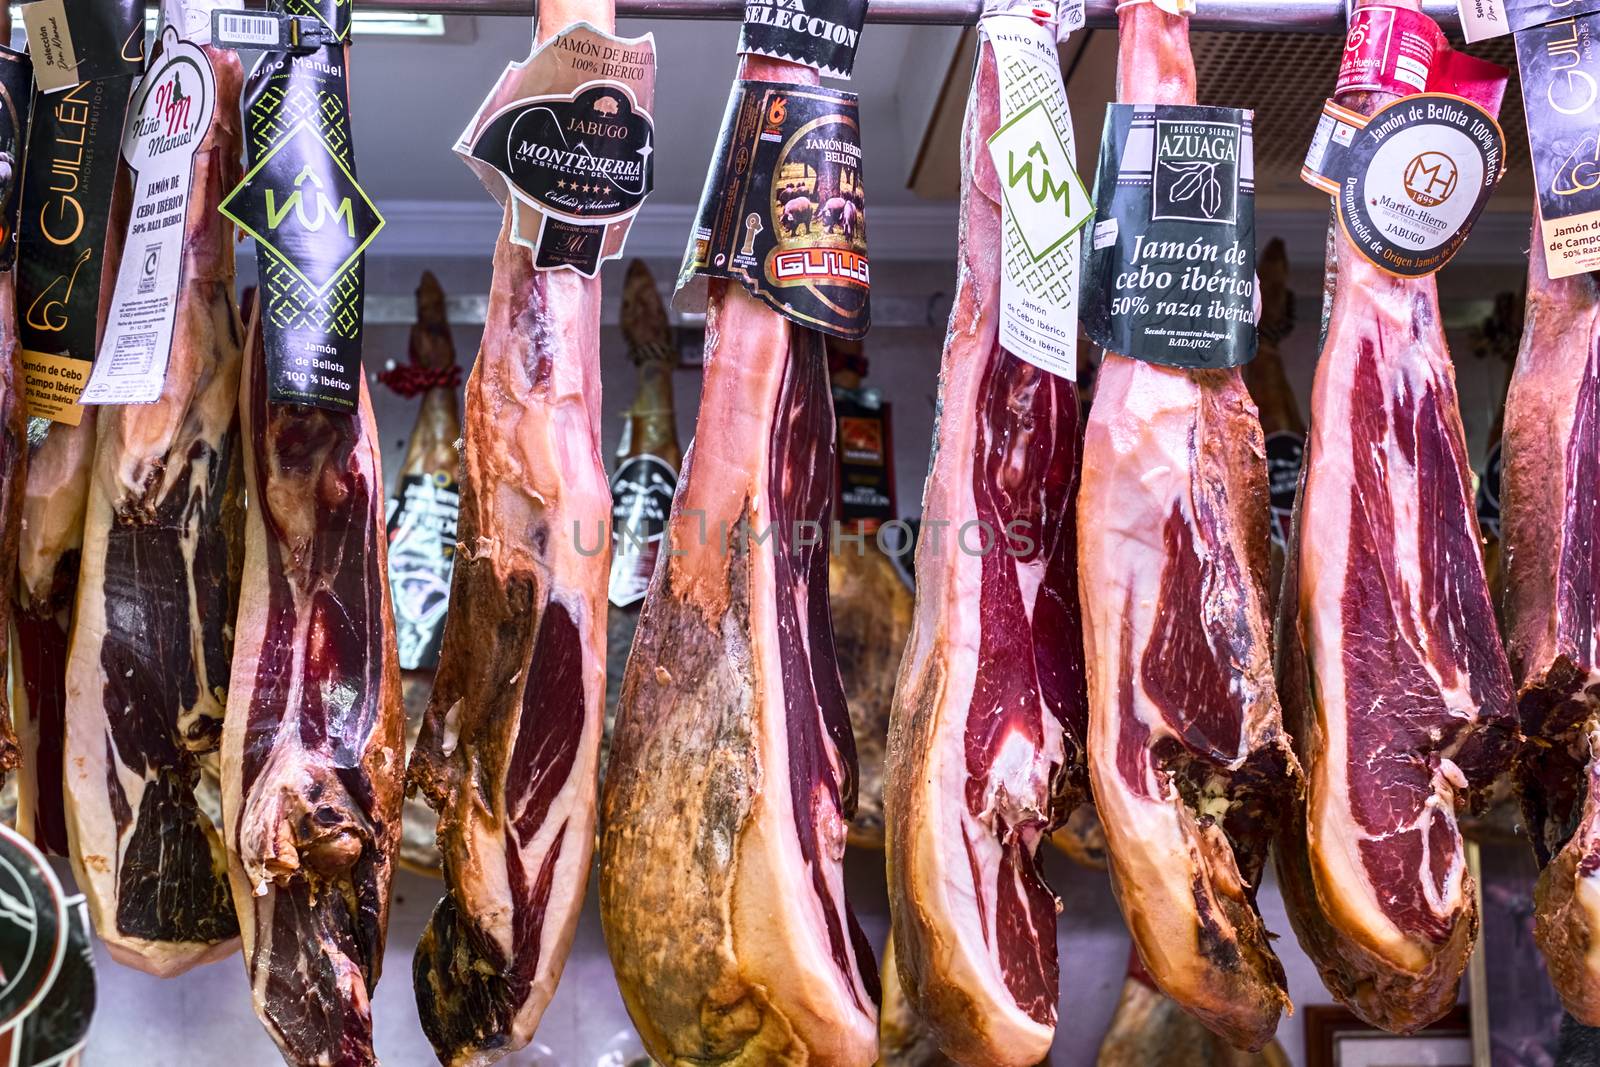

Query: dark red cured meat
[1077,7,1298,1053]
[1274,0,1514,1034]
[61,30,245,976]
[222,298,403,1063]
[406,8,615,1043]
[884,13,1085,1061]
[602,266,879,1062]
[1502,209,1600,1024]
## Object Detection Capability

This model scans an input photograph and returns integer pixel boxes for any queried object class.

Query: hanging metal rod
[361,0,1463,31]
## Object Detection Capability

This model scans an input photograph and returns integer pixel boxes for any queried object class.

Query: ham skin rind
[61,35,244,978]
[1078,6,1297,1051]
[884,23,1085,1067]
[408,143,610,1067]
[222,301,404,1066]
[1273,0,1515,1033]
[602,280,878,1064]
[1502,212,1600,1025]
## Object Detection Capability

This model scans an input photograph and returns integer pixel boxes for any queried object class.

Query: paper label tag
[834,390,895,532]
[1082,104,1257,369]
[17,71,138,424]
[983,7,1090,381]
[386,470,460,671]
[676,80,870,341]
[220,47,384,412]
[0,49,34,273]
[608,453,677,608]
[1516,15,1600,277]
[738,0,868,80]
[23,0,143,94]
[82,28,217,407]
[1301,93,1506,276]
[1455,0,1600,41]
[456,24,657,278]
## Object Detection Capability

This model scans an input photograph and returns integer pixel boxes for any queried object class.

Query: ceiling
[345,14,963,207]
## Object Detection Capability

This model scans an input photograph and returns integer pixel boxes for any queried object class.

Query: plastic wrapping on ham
[61,27,244,978]
[1077,6,1297,1052]
[408,6,612,1049]
[0,201,23,789]
[1503,210,1600,1025]
[883,14,1085,1065]
[1274,0,1515,1033]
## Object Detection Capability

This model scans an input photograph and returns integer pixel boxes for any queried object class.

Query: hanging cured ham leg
[1502,210,1600,1025]
[1078,4,1297,1052]
[407,0,615,1059]
[600,58,879,1067]
[1275,0,1515,1033]
[883,7,1085,1065]
[221,10,402,1060]
[62,6,244,976]
[223,300,402,1064]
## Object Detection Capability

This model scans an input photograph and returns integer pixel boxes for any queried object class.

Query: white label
[982,11,1089,381]
[22,0,78,95]
[215,12,279,47]
[81,28,215,407]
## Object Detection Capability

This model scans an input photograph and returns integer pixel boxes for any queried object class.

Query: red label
[1338,7,1440,96]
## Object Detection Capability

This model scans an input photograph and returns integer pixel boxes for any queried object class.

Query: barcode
[217,13,280,47]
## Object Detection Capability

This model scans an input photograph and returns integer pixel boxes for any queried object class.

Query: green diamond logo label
[988,100,1092,263]
[220,120,383,295]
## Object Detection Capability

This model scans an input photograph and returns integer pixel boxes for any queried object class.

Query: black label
[469,83,654,276]
[1264,429,1304,548]
[1477,439,1502,537]
[0,824,94,1060]
[286,0,352,42]
[220,48,384,412]
[835,392,895,529]
[1082,104,1256,369]
[386,472,459,671]
[677,81,869,341]
[0,49,34,272]
[24,0,143,88]
[16,71,137,423]
[738,0,867,80]
[1515,16,1600,277]
[14,895,94,1066]
[609,454,677,608]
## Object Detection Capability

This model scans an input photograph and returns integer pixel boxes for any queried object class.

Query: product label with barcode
[216,12,281,47]
[82,28,216,407]
[982,1,1089,381]
[457,23,657,276]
